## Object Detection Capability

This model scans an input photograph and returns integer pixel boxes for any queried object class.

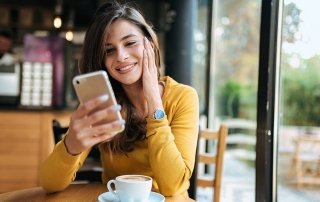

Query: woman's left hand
[142,37,163,116]
[142,37,159,99]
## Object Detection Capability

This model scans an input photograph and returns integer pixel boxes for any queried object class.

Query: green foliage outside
[218,81,241,118]
[218,80,257,120]
[218,54,320,127]
[216,1,319,127]
[281,54,320,126]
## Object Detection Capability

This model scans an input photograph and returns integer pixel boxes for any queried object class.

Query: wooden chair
[196,124,228,202]
[291,135,320,188]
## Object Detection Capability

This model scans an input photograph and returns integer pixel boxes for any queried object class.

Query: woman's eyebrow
[121,33,138,40]
[106,34,138,46]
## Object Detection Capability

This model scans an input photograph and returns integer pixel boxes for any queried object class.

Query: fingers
[79,119,125,147]
[71,103,123,133]
[74,94,110,119]
[86,104,122,126]
[66,92,125,153]
[65,116,125,155]
[71,94,115,128]
[87,119,125,136]
[144,37,154,63]
[90,119,125,139]
[143,48,148,73]
[143,37,156,73]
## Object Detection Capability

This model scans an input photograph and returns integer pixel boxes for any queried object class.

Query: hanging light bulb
[53,16,62,28]
[65,9,75,42]
[53,0,63,29]
[65,30,73,41]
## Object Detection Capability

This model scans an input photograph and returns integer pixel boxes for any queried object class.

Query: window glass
[193,0,262,201]
[277,0,320,201]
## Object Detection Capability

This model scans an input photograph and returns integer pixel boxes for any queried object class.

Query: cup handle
[107,180,118,197]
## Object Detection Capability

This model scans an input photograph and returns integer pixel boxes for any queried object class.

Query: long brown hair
[78,1,162,154]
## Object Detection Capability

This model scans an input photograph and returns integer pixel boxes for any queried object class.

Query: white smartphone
[72,70,124,134]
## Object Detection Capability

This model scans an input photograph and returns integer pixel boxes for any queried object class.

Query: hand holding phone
[72,70,125,134]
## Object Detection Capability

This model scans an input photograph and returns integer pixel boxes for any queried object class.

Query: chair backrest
[196,124,228,202]
[292,135,320,188]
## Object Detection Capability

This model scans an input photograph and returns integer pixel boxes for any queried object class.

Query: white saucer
[97,191,165,202]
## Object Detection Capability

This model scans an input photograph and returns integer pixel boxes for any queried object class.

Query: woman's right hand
[64,94,125,155]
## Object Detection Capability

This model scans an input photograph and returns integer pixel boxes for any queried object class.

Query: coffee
[119,175,150,182]
[107,174,152,202]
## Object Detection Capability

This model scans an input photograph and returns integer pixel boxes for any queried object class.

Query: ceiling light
[53,16,62,29]
[65,30,73,41]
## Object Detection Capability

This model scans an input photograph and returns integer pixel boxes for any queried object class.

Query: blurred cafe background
[0,0,319,202]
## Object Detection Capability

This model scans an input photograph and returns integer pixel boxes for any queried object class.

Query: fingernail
[99,94,109,101]
[113,104,121,111]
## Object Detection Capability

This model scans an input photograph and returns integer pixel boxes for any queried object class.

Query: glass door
[277,0,320,201]
[192,0,262,201]
[192,0,319,201]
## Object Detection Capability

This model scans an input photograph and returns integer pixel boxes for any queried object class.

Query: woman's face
[104,19,145,86]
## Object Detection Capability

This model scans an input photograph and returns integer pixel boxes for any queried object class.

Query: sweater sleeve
[39,135,90,193]
[146,86,199,196]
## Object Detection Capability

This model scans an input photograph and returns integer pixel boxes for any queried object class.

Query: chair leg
[295,158,302,189]
[214,187,220,202]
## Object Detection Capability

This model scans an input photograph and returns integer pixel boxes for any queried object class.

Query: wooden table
[0,183,195,202]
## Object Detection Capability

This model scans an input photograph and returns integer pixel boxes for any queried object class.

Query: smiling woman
[39,1,199,199]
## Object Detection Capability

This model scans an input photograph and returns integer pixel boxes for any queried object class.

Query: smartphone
[72,70,124,134]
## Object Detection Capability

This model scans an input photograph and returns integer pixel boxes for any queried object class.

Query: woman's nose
[116,48,129,62]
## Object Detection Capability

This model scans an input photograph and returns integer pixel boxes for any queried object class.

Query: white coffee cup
[107,174,152,202]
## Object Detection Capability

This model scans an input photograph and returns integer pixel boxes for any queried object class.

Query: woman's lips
[117,63,136,73]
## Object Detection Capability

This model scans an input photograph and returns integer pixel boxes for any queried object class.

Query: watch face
[154,109,165,120]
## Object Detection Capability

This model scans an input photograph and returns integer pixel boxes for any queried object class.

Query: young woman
[40,1,199,197]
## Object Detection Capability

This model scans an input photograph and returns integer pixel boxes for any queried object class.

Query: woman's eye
[105,48,114,55]
[126,41,136,46]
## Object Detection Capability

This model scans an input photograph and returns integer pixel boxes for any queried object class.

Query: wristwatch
[153,109,165,120]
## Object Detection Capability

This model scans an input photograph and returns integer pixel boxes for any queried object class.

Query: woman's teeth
[119,64,133,71]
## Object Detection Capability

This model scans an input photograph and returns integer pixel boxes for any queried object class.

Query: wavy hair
[78,1,162,154]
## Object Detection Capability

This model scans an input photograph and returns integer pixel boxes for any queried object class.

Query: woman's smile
[116,62,137,73]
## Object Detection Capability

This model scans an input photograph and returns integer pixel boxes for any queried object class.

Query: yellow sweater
[39,76,199,197]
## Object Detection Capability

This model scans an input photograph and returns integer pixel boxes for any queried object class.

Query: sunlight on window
[282,0,320,59]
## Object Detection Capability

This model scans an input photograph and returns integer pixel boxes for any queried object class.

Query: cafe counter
[0,110,71,193]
